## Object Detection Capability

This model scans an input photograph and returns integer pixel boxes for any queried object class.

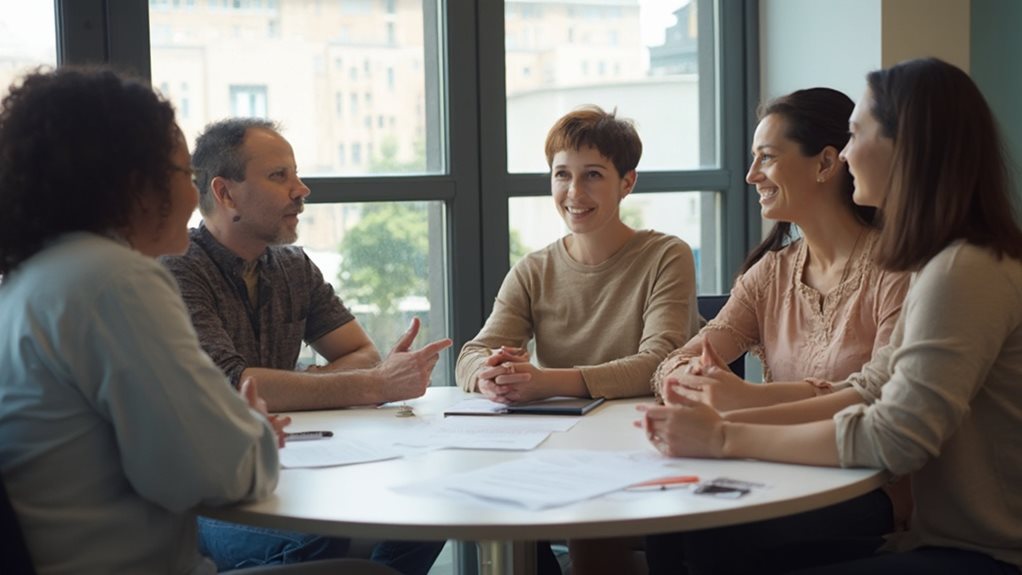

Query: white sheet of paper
[435,414,579,433]
[279,439,405,469]
[372,418,554,450]
[442,397,509,415]
[393,428,551,451]
[393,450,674,509]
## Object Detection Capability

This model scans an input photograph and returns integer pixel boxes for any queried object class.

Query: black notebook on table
[505,396,606,416]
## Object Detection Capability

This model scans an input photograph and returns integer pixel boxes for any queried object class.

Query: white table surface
[202,387,887,545]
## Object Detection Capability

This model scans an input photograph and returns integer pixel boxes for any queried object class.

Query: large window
[33,0,756,391]
[505,0,714,173]
[0,0,56,100]
[149,0,445,177]
[149,0,454,381]
[298,201,450,387]
[498,0,725,293]
[229,84,268,117]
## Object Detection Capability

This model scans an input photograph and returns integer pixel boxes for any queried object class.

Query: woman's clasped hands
[476,345,543,404]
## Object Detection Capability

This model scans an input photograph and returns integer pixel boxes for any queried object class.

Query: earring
[816,176,825,183]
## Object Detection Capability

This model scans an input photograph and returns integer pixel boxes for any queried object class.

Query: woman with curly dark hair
[0,67,285,574]
[0,68,185,271]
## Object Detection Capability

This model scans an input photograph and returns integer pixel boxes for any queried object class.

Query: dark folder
[506,396,606,416]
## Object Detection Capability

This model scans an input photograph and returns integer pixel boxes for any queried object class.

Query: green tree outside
[337,202,431,347]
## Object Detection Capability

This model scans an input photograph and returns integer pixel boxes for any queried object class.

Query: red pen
[626,475,700,492]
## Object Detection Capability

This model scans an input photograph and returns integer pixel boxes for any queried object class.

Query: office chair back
[696,294,745,378]
[0,475,37,575]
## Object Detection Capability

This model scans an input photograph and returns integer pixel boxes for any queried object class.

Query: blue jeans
[198,517,443,575]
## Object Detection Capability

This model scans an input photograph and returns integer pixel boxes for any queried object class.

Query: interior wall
[881,0,971,71]
[971,0,1022,192]
[759,0,881,103]
[761,0,1018,197]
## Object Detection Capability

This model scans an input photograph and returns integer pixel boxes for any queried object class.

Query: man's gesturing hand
[375,317,453,402]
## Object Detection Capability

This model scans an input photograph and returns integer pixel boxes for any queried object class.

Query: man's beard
[270,226,299,245]
[267,200,303,246]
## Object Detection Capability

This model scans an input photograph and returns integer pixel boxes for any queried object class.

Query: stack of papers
[442,397,508,415]
[279,415,583,468]
[279,438,405,469]
[391,427,551,451]
[394,450,675,509]
[278,393,610,468]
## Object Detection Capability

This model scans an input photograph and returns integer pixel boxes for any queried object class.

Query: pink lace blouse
[691,232,908,383]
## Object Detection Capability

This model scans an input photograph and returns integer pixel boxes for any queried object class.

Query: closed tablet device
[506,396,606,416]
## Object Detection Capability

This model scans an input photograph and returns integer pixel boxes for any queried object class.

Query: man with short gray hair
[161,118,447,575]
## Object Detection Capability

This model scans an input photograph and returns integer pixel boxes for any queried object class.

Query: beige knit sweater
[456,230,699,398]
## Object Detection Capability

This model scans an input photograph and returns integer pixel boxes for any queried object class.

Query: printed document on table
[391,427,551,450]
[393,449,674,509]
[279,438,405,469]
[376,419,554,450]
[435,414,579,433]
[442,397,509,415]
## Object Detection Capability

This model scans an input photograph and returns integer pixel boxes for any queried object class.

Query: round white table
[202,387,886,574]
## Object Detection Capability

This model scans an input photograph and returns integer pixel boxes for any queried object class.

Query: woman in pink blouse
[652,88,909,412]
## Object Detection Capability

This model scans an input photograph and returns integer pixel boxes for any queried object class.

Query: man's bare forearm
[242,367,386,412]
[319,344,381,371]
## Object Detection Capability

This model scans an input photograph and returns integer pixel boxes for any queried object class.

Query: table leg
[476,540,537,575]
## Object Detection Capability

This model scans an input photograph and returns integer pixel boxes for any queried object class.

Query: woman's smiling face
[745,113,825,224]
[550,145,635,236]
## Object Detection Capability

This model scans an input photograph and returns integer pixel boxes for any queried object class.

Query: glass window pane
[0,1,56,99]
[298,201,451,386]
[150,0,445,177]
[505,0,717,173]
[509,191,720,293]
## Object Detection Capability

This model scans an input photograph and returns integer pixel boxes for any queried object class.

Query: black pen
[285,430,334,441]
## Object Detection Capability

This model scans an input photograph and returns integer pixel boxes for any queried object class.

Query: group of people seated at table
[0,56,1019,575]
